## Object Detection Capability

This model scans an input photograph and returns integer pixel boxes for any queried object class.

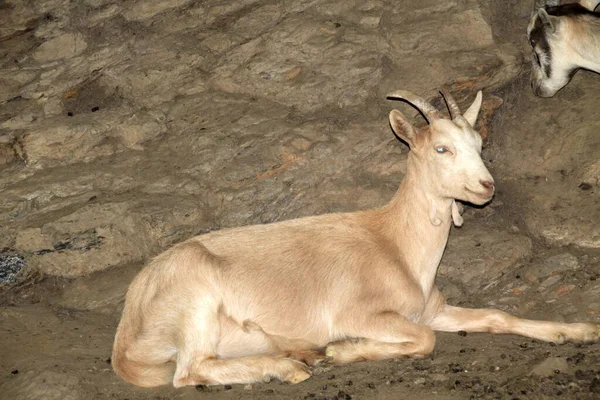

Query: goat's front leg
[325,311,436,364]
[429,305,600,344]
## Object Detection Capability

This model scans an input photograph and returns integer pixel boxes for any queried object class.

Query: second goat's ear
[538,8,558,34]
[389,109,417,148]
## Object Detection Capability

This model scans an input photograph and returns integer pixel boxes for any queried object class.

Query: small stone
[530,357,570,377]
[524,271,540,284]
[538,275,562,290]
[431,374,449,382]
[458,330,467,337]
[0,254,27,285]
[224,384,232,390]
[414,377,426,385]
[555,284,576,296]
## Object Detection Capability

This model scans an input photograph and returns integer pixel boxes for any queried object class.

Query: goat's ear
[389,109,417,147]
[463,90,482,127]
[538,8,558,34]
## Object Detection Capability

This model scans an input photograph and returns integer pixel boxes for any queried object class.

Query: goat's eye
[435,146,449,154]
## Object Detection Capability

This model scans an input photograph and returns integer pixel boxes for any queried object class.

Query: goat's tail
[111,260,174,387]
[112,239,221,387]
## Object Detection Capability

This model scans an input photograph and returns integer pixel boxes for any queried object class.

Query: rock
[19,197,209,277]
[530,357,570,377]
[0,0,525,279]
[523,253,580,280]
[0,133,17,165]
[55,264,138,313]
[387,9,494,55]
[33,33,87,62]
[0,253,27,285]
[490,77,600,250]
[0,2,38,41]
[413,377,426,385]
[20,110,166,169]
[0,370,82,400]
[123,0,193,21]
[439,224,532,292]
[24,202,153,277]
[538,275,562,291]
[232,3,285,39]
[431,374,449,382]
[555,284,576,297]
[581,160,600,187]
[15,228,54,252]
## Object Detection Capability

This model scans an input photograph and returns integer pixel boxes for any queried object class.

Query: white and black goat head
[528,0,600,97]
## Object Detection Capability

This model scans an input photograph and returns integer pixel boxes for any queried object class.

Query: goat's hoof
[582,323,600,343]
[283,366,311,384]
[556,323,600,344]
[285,369,311,384]
[280,359,312,384]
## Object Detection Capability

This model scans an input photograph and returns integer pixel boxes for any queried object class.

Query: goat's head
[386,89,494,207]
[527,1,592,97]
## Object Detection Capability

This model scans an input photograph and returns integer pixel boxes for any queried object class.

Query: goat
[112,89,600,388]
[528,0,600,97]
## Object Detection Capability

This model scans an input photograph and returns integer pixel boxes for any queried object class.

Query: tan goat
[112,89,600,388]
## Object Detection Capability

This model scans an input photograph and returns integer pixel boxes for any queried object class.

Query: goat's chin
[460,192,494,206]
[532,85,558,98]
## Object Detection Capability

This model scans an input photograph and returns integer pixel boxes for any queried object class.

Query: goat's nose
[480,180,494,190]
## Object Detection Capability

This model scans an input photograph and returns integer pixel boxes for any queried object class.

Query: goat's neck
[570,19,600,72]
[378,158,453,298]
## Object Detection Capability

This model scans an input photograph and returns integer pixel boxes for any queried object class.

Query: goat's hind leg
[429,305,600,344]
[184,356,311,386]
[326,311,436,364]
[241,320,328,366]
[174,306,311,388]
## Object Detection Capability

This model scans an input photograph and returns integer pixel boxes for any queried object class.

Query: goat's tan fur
[112,90,600,388]
[580,0,600,11]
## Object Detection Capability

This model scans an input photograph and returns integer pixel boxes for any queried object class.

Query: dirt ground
[1,0,600,399]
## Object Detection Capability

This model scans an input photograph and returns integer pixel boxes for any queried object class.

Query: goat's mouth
[465,187,494,203]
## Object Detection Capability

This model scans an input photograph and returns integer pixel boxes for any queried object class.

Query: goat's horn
[386,90,440,123]
[439,87,461,120]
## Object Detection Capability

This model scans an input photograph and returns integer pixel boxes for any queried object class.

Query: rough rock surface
[0,0,521,278]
